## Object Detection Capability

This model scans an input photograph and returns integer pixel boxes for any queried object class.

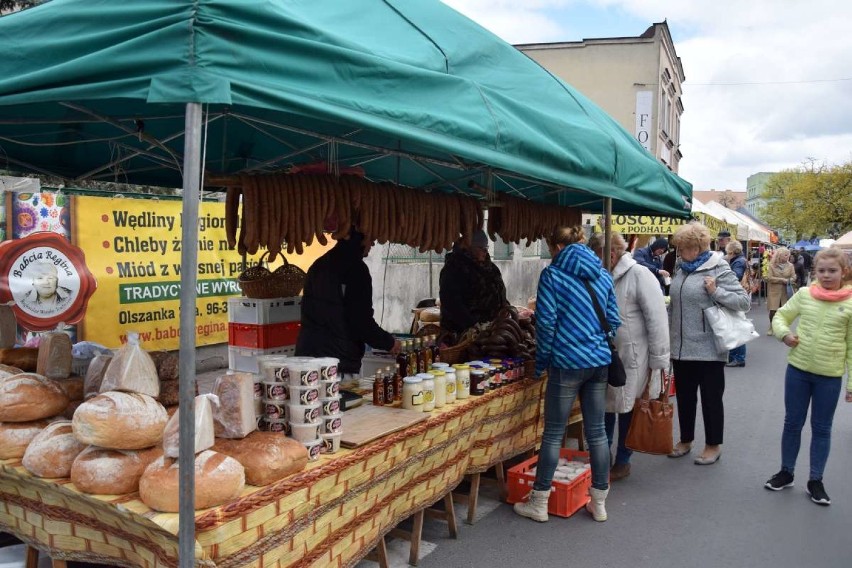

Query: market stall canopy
[701,201,770,243]
[690,197,736,238]
[0,0,691,216]
[834,231,852,250]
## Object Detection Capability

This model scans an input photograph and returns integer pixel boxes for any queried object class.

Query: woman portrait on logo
[19,261,73,315]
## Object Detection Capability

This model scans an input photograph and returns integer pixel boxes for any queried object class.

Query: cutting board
[340,404,429,448]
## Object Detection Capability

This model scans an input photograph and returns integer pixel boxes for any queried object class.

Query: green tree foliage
[760,160,852,239]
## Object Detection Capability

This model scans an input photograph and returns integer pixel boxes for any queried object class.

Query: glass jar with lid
[416,373,436,411]
[453,364,471,399]
[431,371,447,408]
[402,376,424,411]
[444,369,457,404]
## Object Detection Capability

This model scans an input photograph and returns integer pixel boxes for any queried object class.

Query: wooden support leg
[25,547,38,568]
[466,473,480,525]
[52,561,67,568]
[443,492,458,538]
[494,462,507,502]
[375,536,389,568]
[409,509,424,566]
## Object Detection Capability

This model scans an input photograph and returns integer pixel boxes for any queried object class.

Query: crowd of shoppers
[512,221,850,524]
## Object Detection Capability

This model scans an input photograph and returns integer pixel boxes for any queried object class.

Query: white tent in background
[834,231,852,250]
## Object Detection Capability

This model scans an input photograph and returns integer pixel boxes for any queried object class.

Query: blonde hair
[771,247,790,267]
[671,222,712,252]
[725,241,743,255]
[814,246,852,283]
[587,232,627,256]
[548,225,586,248]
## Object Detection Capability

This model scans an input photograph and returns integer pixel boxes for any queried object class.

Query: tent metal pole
[178,102,203,568]
[603,198,613,271]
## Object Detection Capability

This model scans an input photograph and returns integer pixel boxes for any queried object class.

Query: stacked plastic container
[256,355,342,461]
[227,296,302,373]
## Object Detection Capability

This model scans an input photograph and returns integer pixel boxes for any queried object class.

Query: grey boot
[513,489,550,522]
[585,487,609,522]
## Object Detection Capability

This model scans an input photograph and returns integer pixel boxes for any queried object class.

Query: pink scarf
[809,284,852,302]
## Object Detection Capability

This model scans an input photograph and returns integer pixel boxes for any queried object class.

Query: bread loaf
[0,419,52,459]
[57,376,85,402]
[83,354,112,399]
[0,373,69,422]
[99,333,159,397]
[213,372,256,439]
[157,379,180,406]
[0,364,23,379]
[139,450,245,512]
[61,400,82,421]
[212,431,308,486]
[0,348,38,371]
[0,304,16,349]
[157,352,179,381]
[22,421,86,478]
[72,392,168,450]
[36,331,72,380]
[71,445,163,495]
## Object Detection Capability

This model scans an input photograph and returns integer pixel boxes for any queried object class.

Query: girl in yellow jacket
[764,247,852,505]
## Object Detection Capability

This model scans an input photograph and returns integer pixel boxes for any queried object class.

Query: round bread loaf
[0,373,69,422]
[0,364,24,379]
[71,445,163,495]
[139,450,245,512]
[22,421,86,478]
[0,419,52,459]
[72,392,168,450]
[213,431,308,486]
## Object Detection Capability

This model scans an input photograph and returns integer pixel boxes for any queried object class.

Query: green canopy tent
[0,1,692,564]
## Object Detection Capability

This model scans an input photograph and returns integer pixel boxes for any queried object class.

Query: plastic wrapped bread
[71,445,163,495]
[22,421,87,478]
[162,394,218,458]
[72,392,167,450]
[0,303,16,349]
[139,450,245,512]
[213,372,257,439]
[0,419,52,459]
[0,373,69,422]
[83,354,112,399]
[36,328,72,380]
[99,332,159,397]
[57,376,85,402]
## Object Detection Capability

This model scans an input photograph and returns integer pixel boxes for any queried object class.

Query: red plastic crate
[228,321,301,349]
[506,449,591,518]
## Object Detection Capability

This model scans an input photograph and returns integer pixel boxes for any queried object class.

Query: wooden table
[1,378,552,568]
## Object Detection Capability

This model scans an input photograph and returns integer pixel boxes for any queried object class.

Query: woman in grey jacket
[669,223,751,465]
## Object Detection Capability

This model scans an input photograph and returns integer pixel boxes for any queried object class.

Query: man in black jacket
[439,230,508,334]
[295,230,400,374]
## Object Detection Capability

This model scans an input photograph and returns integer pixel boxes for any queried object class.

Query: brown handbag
[625,369,673,455]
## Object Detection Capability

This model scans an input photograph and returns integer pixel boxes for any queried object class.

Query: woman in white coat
[590,233,671,480]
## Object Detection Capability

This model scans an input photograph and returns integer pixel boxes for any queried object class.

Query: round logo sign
[0,232,97,331]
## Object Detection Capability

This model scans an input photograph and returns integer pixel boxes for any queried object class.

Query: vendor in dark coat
[296,229,400,374]
[632,237,670,289]
[439,230,508,334]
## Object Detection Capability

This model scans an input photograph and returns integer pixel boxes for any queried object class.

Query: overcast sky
[442,0,852,191]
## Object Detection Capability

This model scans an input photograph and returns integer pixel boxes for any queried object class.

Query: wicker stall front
[1,379,549,568]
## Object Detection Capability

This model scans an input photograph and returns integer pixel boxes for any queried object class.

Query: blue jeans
[534,366,609,491]
[605,410,634,465]
[728,344,746,364]
[781,365,842,481]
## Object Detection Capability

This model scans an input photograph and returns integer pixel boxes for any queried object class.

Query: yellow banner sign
[603,214,689,235]
[74,196,326,350]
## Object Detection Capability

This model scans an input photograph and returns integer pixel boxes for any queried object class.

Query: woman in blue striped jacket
[514,226,620,523]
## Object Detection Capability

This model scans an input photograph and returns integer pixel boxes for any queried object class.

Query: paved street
[408,301,852,568]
